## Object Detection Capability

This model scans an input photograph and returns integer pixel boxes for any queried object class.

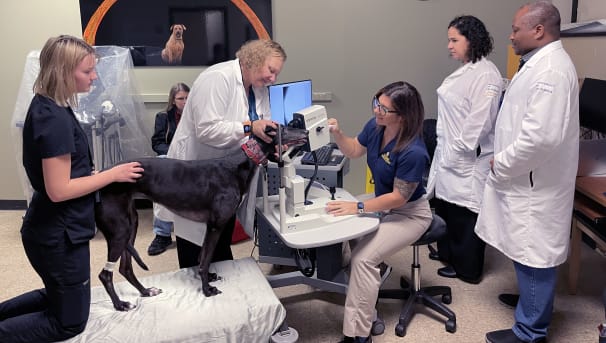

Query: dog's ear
[169,24,174,31]
[182,25,187,30]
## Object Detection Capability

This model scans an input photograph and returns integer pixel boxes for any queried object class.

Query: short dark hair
[374,81,425,152]
[448,15,493,63]
[524,1,561,38]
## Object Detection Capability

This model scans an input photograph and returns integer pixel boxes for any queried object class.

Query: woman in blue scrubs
[326,81,433,343]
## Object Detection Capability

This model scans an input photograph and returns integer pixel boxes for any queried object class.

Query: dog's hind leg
[96,194,137,311]
[118,206,162,299]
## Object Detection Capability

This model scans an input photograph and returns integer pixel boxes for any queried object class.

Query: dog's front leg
[198,226,224,297]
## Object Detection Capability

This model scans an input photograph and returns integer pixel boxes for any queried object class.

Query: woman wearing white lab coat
[155,39,287,268]
[426,15,502,283]
[476,3,578,342]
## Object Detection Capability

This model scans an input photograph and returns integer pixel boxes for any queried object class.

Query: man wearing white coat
[476,2,579,343]
[155,39,287,268]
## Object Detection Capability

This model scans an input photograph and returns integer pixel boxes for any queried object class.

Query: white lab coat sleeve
[449,71,501,155]
[493,70,573,180]
[190,71,246,148]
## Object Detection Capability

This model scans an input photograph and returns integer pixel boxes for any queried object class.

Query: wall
[2,0,550,201]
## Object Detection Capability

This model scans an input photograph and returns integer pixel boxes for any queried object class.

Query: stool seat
[413,214,446,246]
[374,214,456,338]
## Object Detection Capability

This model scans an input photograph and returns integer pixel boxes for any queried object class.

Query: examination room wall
[0,0,591,202]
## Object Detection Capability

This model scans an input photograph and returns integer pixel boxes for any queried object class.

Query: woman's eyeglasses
[372,97,398,115]
[175,97,188,101]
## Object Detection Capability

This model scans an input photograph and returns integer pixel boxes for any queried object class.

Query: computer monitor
[580,78,606,134]
[269,79,312,126]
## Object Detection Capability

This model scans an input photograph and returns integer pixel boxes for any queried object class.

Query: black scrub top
[21,94,95,246]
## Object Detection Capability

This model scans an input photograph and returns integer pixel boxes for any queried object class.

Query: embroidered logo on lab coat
[381,152,391,165]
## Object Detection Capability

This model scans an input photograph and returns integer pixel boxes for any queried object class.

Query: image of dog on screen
[161,24,186,65]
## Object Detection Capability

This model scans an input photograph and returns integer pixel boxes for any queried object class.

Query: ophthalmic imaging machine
[256,104,380,293]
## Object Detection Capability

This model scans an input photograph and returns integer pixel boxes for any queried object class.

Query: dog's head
[170,24,186,39]
[243,125,308,165]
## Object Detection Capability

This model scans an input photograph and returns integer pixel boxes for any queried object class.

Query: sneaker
[147,235,173,256]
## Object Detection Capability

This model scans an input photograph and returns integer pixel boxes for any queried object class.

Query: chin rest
[372,214,456,338]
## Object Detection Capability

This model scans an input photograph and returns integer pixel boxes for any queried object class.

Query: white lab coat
[155,59,270,245]
[426,57,502,212]
[475,41,579,268]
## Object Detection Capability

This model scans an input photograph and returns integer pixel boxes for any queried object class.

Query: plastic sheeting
[11,46,154,203]
[61,258,286,343]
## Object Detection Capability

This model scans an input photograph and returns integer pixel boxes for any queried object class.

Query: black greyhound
[94,126,308,311]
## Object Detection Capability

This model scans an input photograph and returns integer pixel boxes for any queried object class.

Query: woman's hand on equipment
[110,162,144,183]
[327,118,341,135]
[326,200,356,216]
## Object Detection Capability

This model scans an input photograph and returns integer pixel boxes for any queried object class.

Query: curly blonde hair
[235,39,287,70]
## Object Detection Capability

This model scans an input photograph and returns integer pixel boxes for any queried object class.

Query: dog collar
[241,139,268,165]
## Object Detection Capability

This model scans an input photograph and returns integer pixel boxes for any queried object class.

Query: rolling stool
[372,214,456,337]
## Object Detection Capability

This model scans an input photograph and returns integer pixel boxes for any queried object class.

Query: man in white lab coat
[475,2,579,343]
[155,39,287,268]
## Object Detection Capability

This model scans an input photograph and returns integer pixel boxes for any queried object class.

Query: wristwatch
[357,201,365,214]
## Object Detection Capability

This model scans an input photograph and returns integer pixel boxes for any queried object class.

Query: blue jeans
[512,261,556,342]
[153,217,173,237]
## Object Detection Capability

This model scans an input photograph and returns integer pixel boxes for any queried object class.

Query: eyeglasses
[175,96,187,101]
[372,97,398,115]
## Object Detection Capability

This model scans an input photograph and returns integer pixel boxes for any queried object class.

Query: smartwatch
[357,201,365,214]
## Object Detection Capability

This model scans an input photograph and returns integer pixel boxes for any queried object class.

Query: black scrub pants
[0,233,90,343]
[433,198,486,282]
[176,215,236,268]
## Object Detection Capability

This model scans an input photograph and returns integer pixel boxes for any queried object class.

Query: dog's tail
[127,244,149,271]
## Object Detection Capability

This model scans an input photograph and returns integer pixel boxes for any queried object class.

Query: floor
[1,209,605,342]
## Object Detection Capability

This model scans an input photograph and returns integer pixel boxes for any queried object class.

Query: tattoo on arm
[394,178,418,202]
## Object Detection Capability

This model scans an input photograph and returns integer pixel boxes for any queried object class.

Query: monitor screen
[269,79,312,126]
[580,78,606,134]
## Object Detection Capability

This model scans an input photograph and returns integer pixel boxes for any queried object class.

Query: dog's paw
[202,285,222,297]
[116,301,136,311]
[141,287,162,297]
[208,272,221,282]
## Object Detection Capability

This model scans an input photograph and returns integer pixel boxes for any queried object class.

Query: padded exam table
[63,258,285,343]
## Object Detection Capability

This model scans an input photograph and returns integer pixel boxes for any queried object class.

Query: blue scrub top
[357,118,428,201]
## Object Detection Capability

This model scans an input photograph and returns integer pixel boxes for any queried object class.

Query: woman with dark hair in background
[426,15,502,284]
[326,81,433,343]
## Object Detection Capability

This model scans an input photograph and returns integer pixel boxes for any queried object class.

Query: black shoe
[428,244,442,261]
[147,235,173,256]
[485,329,546,343]
[498,293,520,308]
[437,265,457,278]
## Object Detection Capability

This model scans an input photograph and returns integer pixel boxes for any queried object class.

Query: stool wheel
[395,323,406,337]
[445,319,456,333]
[442,294,452,304]
[371,317,385,336]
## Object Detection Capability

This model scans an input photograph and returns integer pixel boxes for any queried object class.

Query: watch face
[357,202,364,213]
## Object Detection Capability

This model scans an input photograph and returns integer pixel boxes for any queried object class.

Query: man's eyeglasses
[372,97,398,115]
